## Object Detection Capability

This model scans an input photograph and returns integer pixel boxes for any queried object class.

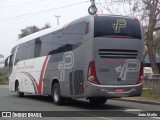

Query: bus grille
[70,70,84,95]
[99,49,138,59]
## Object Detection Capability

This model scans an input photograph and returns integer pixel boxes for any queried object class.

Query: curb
[113,98,160,105]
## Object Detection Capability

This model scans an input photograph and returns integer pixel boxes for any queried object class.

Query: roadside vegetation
[142,89,160,101]
[142,78,160,101]
[0,67,8,85]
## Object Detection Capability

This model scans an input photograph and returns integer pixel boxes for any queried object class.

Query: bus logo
[58,51,74,81]
[112,19,126,33]
[115,59,140,80]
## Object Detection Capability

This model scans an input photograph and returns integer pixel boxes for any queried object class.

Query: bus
[5,14,144,105]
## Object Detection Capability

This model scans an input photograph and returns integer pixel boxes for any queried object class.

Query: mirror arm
[90,0,95,5]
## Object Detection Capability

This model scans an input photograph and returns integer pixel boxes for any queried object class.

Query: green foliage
[143,78,160,100]
[18,25,40,39]
[0,67,8,85]
[0,68,7,76]
[18,23,51,39]
[0,68,5,77]
[142,89,160,101]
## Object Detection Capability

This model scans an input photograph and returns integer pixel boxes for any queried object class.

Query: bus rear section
[85,15,143,98]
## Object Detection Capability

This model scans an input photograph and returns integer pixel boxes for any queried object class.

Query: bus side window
[23,41,34,60]
[15,44,24,65]
[49,30,67,55]
[66,21,86,50]
[40,33,54,56]
[34,38,41,58]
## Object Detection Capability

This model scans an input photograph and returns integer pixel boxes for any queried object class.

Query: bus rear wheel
[16,83,24,97]
[52,83,65,105]
[88,97,107,104]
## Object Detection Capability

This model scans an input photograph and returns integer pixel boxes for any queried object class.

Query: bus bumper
[84,82,143,98]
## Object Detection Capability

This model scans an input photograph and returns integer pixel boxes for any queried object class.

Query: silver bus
[5,14,144,105]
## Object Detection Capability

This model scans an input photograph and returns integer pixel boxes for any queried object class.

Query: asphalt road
[0,87,160,120]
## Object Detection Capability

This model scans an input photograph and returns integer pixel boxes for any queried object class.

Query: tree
[141,0,160,74]
[41,23,51,30]
[18,23,51,39]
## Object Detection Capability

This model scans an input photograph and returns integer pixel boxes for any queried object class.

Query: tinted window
[15,44,24,64]
[34,38,41,58]
[66,21,86,50]
[40,33,53,56]
[23,41,35,59]
[49,29,67,54]
[15,40,35,64]
[94,16,141,39]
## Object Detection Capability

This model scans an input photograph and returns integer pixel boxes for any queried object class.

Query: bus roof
[16,25,64,45]
[15,14,136,46]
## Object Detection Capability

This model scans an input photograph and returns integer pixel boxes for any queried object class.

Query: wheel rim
[54,87,59,102]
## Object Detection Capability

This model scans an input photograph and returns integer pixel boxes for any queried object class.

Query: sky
[0,0,133,58]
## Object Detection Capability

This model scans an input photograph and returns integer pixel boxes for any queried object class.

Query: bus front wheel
[52,83,65,105]
[16,83,24,97]
[88,97,107,104]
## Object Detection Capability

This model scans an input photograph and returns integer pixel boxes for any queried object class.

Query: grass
[141,81,160,101]
[0,67,8,85]
[141,89,160,100]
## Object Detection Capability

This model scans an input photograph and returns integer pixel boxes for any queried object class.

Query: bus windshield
[94,16,141,39]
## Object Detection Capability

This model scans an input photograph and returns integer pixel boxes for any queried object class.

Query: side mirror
[5,57,9,67]
[88,5,97,15]
[5,55,11,67]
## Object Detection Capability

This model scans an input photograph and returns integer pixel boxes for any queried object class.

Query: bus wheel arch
[51,79,59,91]
[15,79,24,97]
[51,79,65,105]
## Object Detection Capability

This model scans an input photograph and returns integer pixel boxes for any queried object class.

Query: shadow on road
[65,99,126,110]
[12,94,127,110]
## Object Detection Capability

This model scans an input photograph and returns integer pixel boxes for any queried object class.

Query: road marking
[100,117,112,120]
[78,112,112,120]
[152,117,160,120]
[124,109,142,111]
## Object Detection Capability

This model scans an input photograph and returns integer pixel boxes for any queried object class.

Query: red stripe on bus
[37,55,49,94]
[24,72,39,93]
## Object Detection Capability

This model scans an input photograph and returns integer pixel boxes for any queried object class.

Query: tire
[88,97,107,104]
[52,83,65,105]
[16,83,24,97]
